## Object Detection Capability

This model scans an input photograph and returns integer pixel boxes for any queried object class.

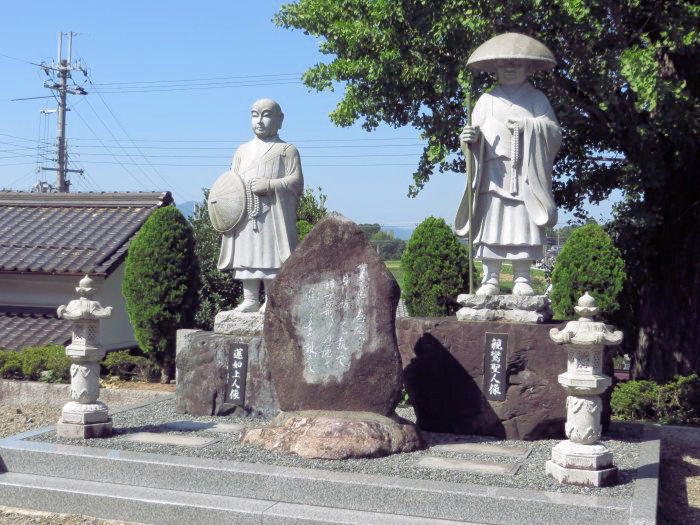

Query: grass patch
[385,260,404,291]
[387,260,547,296]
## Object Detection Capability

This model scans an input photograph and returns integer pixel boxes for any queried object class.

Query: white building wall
[0,265,138,351]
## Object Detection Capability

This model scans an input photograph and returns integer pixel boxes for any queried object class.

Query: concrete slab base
[429,442,531,458]
[123,432,221,448]
[545,460,618,487]
[55,419,112,439]
[0,402,660,525]
[416,456,521,476]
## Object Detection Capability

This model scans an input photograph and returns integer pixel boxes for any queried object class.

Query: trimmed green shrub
[190,193,242,331]
[550,223,626,320]
[123,205,199,382]
[19,344,70,382]
[0,345,70,382]
[401,217,478,316]
[0,350,23,379]
[611,374,700,425]
[102,350,160,382]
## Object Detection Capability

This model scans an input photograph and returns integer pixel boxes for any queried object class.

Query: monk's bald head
[251,98,284,138]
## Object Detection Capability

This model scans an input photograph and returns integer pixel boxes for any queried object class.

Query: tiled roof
[0,191,173,276]
[0,306,72,351]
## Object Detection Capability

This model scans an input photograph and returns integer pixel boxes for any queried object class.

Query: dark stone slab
[175,329,279,417]
[265,214,403,416]
[396,318,613,440]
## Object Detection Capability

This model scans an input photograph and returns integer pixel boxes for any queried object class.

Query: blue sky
[0,1,619,228]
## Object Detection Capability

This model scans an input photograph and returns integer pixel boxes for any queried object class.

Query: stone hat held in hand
[466,32,557,73]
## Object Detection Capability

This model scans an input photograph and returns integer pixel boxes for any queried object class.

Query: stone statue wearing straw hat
[454,33,561,296]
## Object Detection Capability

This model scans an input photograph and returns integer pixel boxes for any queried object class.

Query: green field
[384,260,547,295]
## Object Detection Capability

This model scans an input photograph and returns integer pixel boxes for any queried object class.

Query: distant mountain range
[175,201,415,240]
[176,201,196,218]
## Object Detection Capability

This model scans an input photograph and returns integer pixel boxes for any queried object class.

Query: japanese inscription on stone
[483,333,508,401]
[292,263,369,384]
[225,343,248,406]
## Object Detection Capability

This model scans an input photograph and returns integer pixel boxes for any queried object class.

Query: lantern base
[56,418,112,439]
[551,440,613,470]
[546,459,617,487]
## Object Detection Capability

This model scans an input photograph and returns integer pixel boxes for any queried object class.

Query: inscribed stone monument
[208,98,303,313]
[454,33,560,297]
[241,214,423,459]
[263,213,403,415]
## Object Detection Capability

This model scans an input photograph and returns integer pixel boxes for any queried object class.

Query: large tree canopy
[276,0,699,381]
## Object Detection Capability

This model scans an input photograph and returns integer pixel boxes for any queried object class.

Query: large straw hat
[466,33,556,73]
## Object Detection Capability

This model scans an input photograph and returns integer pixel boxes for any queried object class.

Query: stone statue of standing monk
[208,99,303,312]
[454,33,561,296]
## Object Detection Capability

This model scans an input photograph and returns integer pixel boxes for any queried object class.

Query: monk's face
[495,60,528,87]
[251,100,283,138]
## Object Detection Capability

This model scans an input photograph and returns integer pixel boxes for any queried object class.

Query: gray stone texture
[214,310,264,336]
[241,410,424,460]
[264,213,403,416]
[175,329,279,417]
[455,294,553,323]
[396,318,613,440]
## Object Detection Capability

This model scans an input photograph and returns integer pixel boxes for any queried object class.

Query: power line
[89,72,302,86]
[90,80,301,94]
[71,160,421,167]
[86,75,188,201]
[80,96,163,189]
[61,152,423,159]
[70,104,151,191]
[66,143,427,150]
[0,132,422,144]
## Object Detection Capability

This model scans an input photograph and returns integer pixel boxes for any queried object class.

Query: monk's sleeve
[521,92,561,226]
[268,145,303,198]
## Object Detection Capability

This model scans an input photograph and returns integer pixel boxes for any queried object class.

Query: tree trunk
[630,185,700,382]
[160,354,174,384]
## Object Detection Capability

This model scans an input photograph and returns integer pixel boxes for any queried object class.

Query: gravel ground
[27,398,641,498]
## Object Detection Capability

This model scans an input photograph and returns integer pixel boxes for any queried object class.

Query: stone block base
[455,294,553,323]
[176,325,279,417]
[396,317,614,440]
[214,310,264,336]
[241,410,424,460]
[545,459,618,487]
[56,418,113,439]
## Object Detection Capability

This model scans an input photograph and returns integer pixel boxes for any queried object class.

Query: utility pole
[40,32,87,192]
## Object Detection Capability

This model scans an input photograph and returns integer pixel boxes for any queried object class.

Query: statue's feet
[234,299,261,313]
[512,282,535,296]
[475,283,500,296]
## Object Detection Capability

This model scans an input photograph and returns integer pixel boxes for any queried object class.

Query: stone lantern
[56,275,113,438]
[546,291,623,487]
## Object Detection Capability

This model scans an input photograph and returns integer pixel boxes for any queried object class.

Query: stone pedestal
[175,311,279,417]
[56,276,113,439]
[455,294,553,323]
[396,317,614,440]
[545,292,623,487]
